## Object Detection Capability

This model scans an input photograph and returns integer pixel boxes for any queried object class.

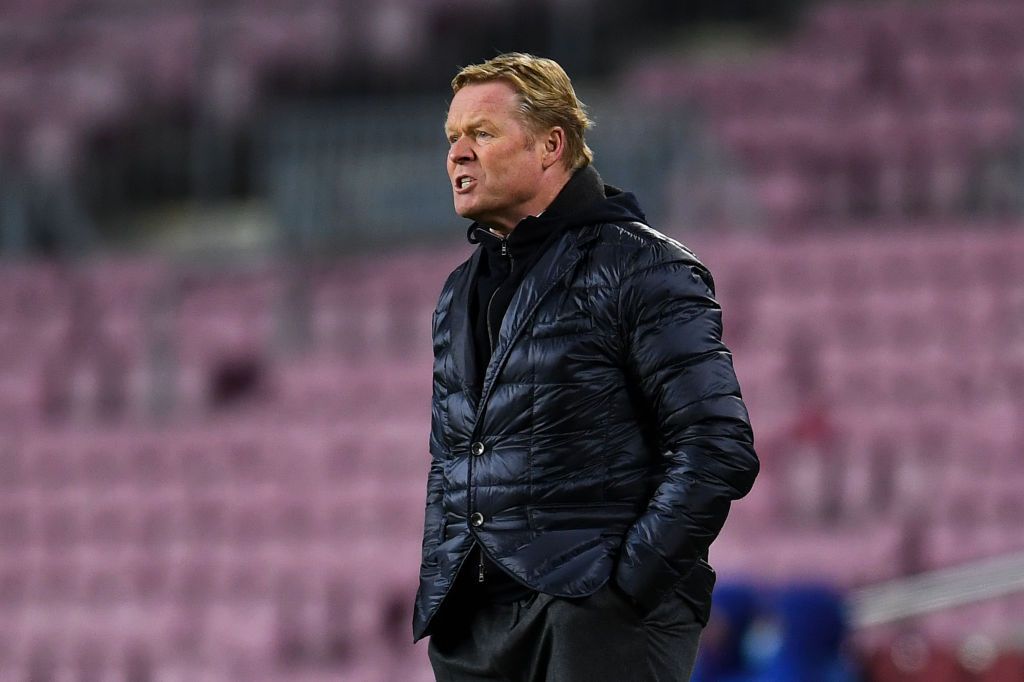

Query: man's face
[445,81,548,233]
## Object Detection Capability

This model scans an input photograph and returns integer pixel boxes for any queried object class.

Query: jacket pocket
[531,310,593,339]
[527,501,639,532]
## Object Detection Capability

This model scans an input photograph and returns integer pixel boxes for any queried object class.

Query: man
[414,53,759,681]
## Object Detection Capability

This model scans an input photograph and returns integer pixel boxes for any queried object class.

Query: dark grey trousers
[427,583,703,682]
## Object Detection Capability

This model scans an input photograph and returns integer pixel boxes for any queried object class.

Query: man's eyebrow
[444,117,496,135]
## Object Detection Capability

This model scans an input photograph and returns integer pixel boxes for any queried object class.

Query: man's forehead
[444,114,497,132]
[445,82,519,126]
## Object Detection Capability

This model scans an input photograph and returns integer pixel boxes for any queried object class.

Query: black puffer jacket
[413,182,759,641]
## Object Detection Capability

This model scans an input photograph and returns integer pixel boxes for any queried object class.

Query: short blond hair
[452,53,594,170]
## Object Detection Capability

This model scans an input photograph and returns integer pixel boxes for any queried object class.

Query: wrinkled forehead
[445,81,524,130]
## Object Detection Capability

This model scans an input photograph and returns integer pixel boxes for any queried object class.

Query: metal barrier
[851,551,1024,628]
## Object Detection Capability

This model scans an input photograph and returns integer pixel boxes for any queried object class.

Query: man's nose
[448,136,474,164]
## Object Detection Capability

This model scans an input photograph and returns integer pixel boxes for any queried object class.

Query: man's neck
[486,171,573,237]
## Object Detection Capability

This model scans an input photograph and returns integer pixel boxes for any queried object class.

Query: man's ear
[541,127,566,170]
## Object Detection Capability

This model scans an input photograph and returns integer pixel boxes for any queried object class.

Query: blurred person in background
[413,52,759,681]
[690,583,761,682]
[755,584,861,682]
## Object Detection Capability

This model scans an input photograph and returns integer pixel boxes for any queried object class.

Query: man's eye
[476,131,492,139]
[448,135,459,144]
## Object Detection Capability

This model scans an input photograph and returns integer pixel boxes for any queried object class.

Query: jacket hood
[568,183,648,229]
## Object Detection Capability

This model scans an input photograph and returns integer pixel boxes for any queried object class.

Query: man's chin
[454,200,483,223]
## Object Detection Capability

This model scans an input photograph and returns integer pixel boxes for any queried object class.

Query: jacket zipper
[485,237,513,353]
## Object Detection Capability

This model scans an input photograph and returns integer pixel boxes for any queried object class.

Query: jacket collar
[466,165,606,261]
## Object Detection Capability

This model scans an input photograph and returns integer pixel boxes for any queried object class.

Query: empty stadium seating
[625,0,1024,228]
[1,220,1022,679]
[1,0,1023,679]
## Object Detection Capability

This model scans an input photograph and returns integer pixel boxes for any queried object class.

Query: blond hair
[452,53,594,170]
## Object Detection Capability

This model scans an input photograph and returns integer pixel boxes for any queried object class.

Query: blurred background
[1,0,1023,680]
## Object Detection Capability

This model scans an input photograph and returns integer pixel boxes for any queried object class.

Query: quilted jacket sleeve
[613,256,759,611]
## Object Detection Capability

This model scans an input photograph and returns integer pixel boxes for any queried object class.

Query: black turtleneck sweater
[458,164,648,602]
